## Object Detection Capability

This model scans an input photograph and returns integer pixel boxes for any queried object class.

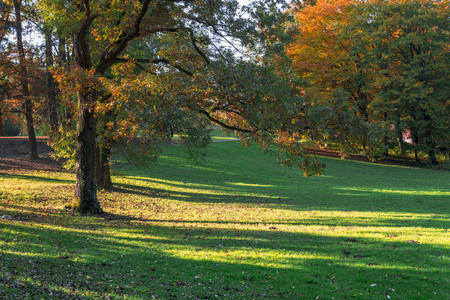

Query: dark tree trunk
[96,144,113,191]
[45,29,59,133]
[383,112,389,157]
[428,143,438,165]
[0,111,5,137]
[57,34,74,129]
[24,99,38,159]
[70,0,149,213]
[72,4,102,214]
[13,0,38,159]
[422,111,438,165]
[413,130,419,162]
[58,34,67,66]
[73,90,102,214]
[0,92,5,136]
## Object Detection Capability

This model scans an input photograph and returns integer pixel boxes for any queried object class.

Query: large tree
[345,0,450,164]
[286,0,381,156]
[39,0,323,214]
[287,0,449,163]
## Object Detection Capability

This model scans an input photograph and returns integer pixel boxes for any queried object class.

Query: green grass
[0,140,449,299]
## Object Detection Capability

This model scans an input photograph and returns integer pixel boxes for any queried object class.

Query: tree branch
[114,57,194,77]
[187,28,210,65]
[95,0,152,74]
[199,109,252,133]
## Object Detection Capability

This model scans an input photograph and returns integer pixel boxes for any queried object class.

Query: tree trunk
[0,92,5,136]
[96,144,113,191]
[13,0,38,159]
[45,29,59,133]
[58,34,67,66]
[57,34,74,129]
[0,111,5,137]
[72,6,103,214]
[383,112,389,157]
[427,142,438,165]
[413,130,419,162]
[73,90,102,214]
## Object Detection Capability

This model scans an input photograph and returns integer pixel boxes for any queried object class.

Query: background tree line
[287,0,449,164]
[0,0,448,214]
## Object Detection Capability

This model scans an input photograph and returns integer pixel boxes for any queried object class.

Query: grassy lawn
[0,139,449,299]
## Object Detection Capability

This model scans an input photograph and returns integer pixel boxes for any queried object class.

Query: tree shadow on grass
[110,185,172,199]
[111,146,450,217]
[1,176,448,231]
[0,157,67,172]
[1,201,448,233]
[0,172,73,184]
[110,180,449,230]
[0,217,447,300]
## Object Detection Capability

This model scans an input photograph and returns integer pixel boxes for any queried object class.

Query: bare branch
[187,28,210,65]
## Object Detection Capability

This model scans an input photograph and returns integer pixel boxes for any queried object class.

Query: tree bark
[73,90,102,214]
[57,34,74,129]
[72,2,102,214]
[96,144,113,191]
[13,0,38,159]
[71,0,150,213]
[0,91,5,136]
[45,29,59,133]
[427,142,438,165]
[0,111,5,137]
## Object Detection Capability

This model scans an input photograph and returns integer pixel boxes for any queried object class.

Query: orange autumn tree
[0,1,13,136]
[286,0,380,155]
[0,0,40,157]
[1,0,51,149]
[287,0,372,113]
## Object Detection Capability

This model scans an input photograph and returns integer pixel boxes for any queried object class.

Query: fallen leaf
[344,238,358,242]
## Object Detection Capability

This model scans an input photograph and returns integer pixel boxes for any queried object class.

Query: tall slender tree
[44,28,59,133]
[13,0,38,159]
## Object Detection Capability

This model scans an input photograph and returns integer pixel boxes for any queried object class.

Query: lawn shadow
[111,176,449,225]
[0,156,67,172]
[0,172,73,184]
[110,142,450,219]
[0,218,447,299]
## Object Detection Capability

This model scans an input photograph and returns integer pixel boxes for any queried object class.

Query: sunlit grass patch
[336,186,450,196]
[0,139,449,299]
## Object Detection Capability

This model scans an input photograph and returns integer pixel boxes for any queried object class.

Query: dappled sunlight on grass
[226,182,274,187]
[164,247,337,269]
[336,187,450,196]
[1,212,448,299]
[1,140,449,299]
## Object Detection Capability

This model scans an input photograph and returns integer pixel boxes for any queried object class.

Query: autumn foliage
[287,0,450,163]
[1,0,448,214]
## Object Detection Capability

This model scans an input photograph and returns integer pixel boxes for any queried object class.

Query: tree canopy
[2,0,448,215]
[35,0,325,214]
[287,0,449,162]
